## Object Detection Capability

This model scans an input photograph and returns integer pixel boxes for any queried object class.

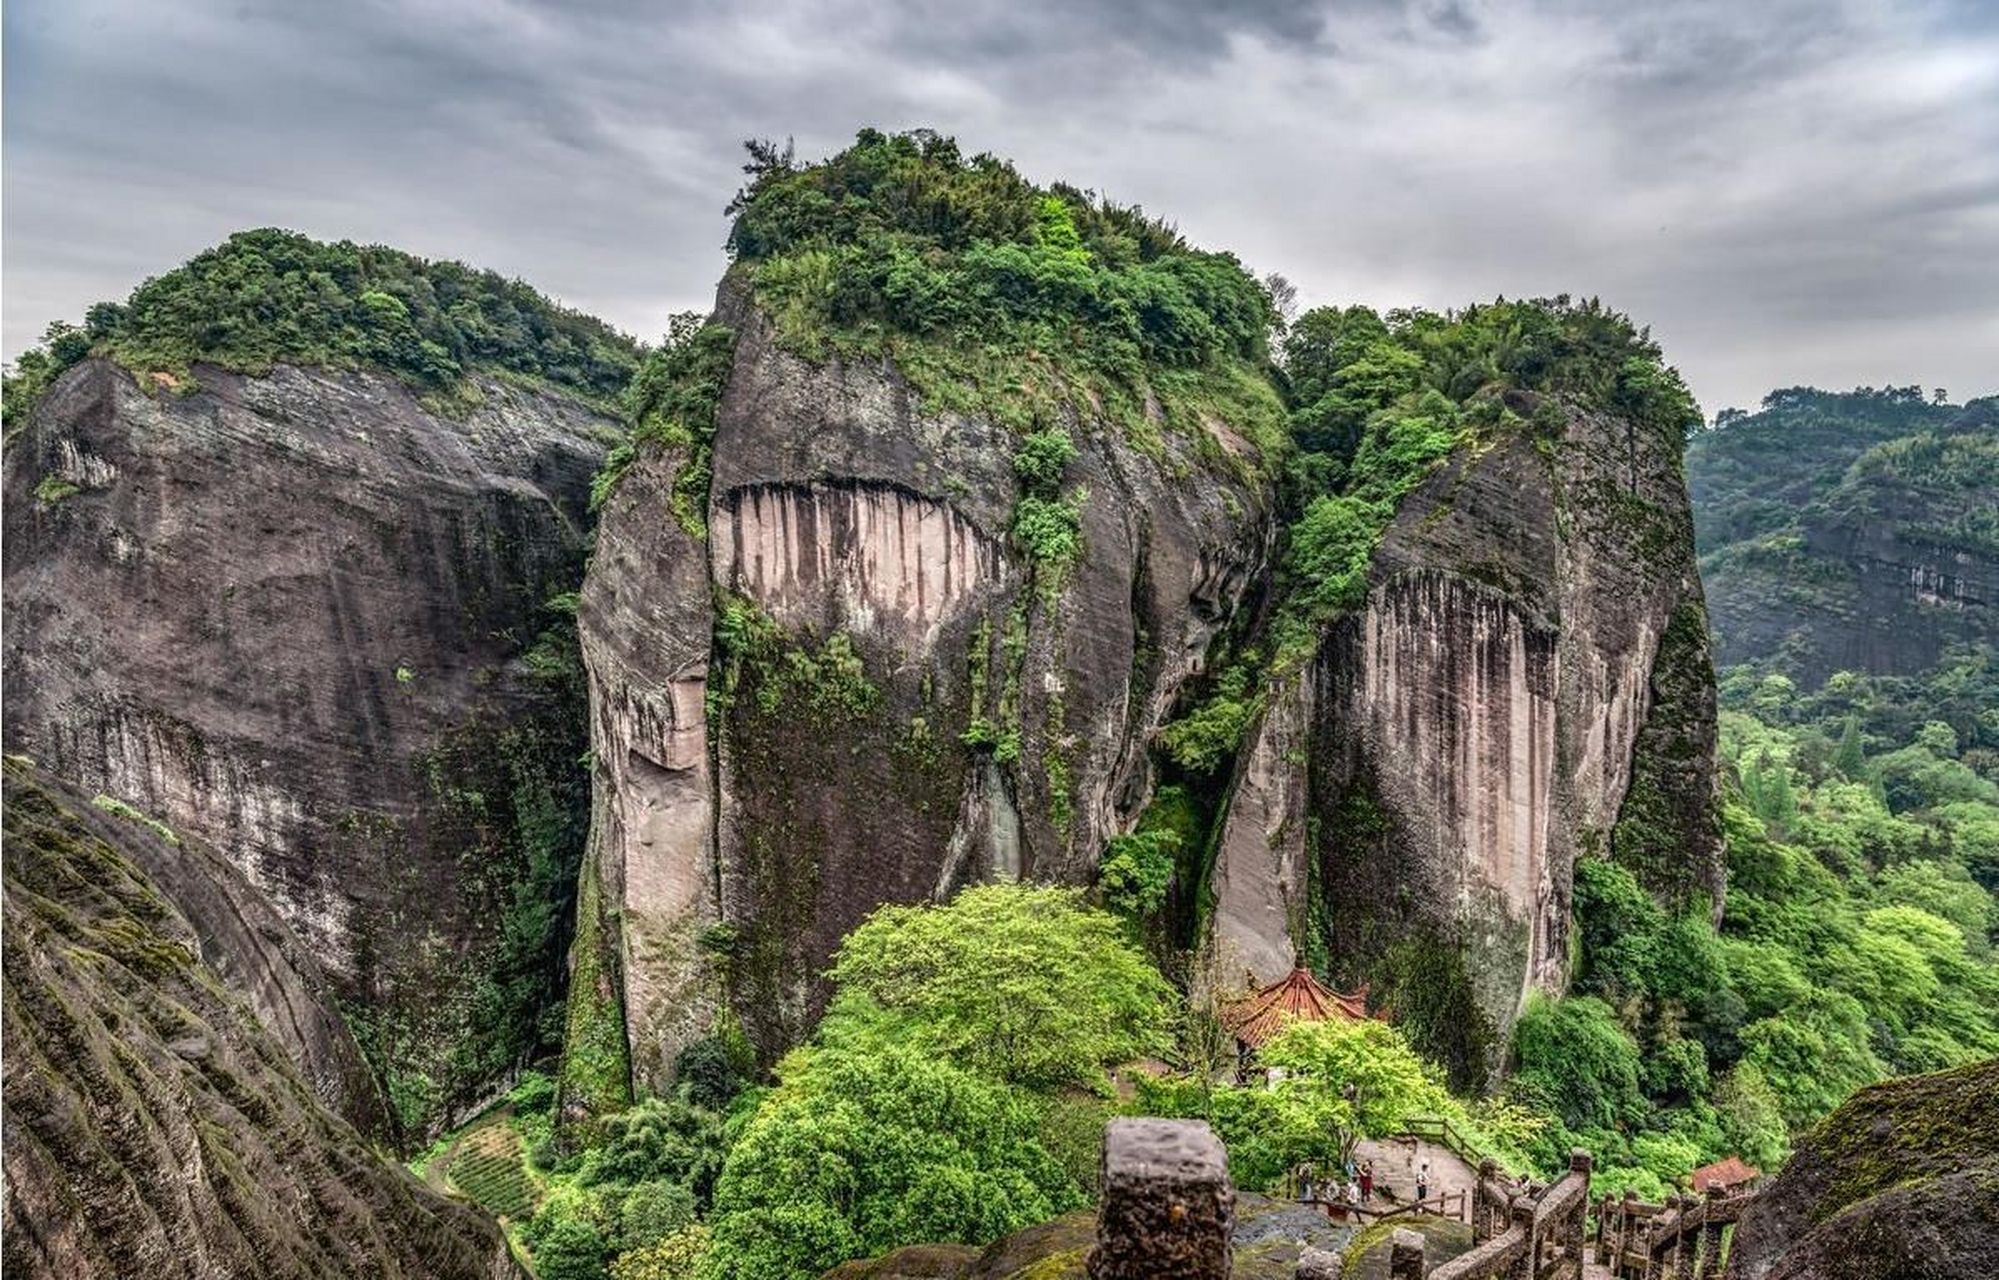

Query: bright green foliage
[3,229,637,419]
[1267,295,1697,658]
[593,314,737,536]
[724,128,1287,459]
[1556,650,1999,1191]
[697,1042,1078,1280]
[612,1225,712,1280]
[1510,996,1645,1132]
[1098,827,1184,918]
[1137,1014,1526,1190]
[33,475,81,505]
[1158,661,1261,776]
[534,1214,613,1280]
[822,883,1173,1092]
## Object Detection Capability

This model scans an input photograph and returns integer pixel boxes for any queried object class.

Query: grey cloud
[5,0,1996,414]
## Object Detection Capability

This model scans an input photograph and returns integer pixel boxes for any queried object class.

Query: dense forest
[1,228,639,424]
[1687,385,1998,681]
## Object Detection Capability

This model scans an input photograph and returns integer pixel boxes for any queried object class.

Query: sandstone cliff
[3,356,611,1130]
[575,284,1274,1087]
[0,760,523,1280]
[1728,1057,1999,1280]
[1211,395,1720,1081]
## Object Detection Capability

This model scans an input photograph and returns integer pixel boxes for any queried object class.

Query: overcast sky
[5,0,1995,414]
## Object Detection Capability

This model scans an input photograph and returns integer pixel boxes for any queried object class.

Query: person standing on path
[1415,1157,1431,1206]
[1360,1161,1374,1202]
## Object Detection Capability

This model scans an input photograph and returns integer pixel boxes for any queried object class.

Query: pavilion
[1223,967,1373,1080]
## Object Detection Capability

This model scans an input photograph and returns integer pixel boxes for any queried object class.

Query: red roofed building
[1690,1156,1760,1193]
[1224,967,1373,1063]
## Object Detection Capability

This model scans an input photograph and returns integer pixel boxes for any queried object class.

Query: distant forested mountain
[1687,386,1997,683]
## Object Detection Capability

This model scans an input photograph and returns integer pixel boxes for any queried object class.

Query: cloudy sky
[5,0,1995,414]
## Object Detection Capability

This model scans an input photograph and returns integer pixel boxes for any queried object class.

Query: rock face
[1687,390,1996,683]
[1211,399,1720,1080]
[1729,1058,1999,1280]
[2,356,610,1126]
[0,761,522,1280]
[579,290,1273,1082]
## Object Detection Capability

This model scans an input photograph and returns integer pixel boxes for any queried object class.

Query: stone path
[1353,1134,1481,1214]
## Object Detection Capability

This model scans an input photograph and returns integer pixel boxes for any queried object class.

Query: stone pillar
[1089,1118,1235,1280]
[1295,1246,1343,1280]
[1569,1150,1593,1265]
[1694,1185,1727,1280]
[1667,1195,1690,1280]
[1389,1228,1425,1280]
[1622,1189,1642,1279]
[1477,1158,1501,1241]
[1506,1198,1536,1280]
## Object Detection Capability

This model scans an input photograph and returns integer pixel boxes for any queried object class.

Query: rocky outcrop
[0,760,522,1280]
[579,287,1274,1081]
[1212,399,1720,1081]
[3,357,610,1128]
[1728,1058,1999,1280]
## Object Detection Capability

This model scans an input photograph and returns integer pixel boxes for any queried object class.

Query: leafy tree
[698,1042,1078,1280]
[823,883,1173,1091]
[1510,996,1644,1132]
[612,1225,711,1280]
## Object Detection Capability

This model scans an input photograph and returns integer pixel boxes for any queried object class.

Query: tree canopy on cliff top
[724,127,1288,457]
[3,228,639,422]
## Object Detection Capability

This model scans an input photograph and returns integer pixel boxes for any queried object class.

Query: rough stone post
[1477,1157,1501,1241]
[1505,1197,1536,1280]
[1622,1189,1642,1278]
[1089,1118,1234,1280]
[1667,1195,1690,1280]
[1693,1184,1728,1280]
[1389,1228,1425,1280]
[1567,1150,1592,1266]
[1295,1246,1343,1280]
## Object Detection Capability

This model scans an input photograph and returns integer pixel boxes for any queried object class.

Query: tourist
[1416,1158,1431,1206]
[1360,1161,1374,1202]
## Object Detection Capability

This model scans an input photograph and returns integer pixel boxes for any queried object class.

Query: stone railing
[1423,1150,1593,1280]
[1596,1185,1757,1279]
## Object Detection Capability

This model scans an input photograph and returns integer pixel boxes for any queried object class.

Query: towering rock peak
[1209,314,1721,1086]
[567,130,1287,1097]
[4,236,625,1133]
[0,761,522,1280]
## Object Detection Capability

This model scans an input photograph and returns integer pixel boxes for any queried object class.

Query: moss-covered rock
[0,760,522,1279]
[1728,1057,1999,1280]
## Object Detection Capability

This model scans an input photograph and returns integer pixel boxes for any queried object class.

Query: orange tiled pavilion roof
[1224,968,1371,1049]
[1690,1156,1760,1191]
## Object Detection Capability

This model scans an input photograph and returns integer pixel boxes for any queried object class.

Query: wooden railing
[1400,1113,1492,1171]
[1594,1185,1757,1279]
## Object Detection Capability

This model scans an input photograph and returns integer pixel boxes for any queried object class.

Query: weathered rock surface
[3,356,610,1125]
[581,289,1274,1078]
[1729,1057,1999,1280]
[0,760,522,1280]
[1212,398,1720,1080]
